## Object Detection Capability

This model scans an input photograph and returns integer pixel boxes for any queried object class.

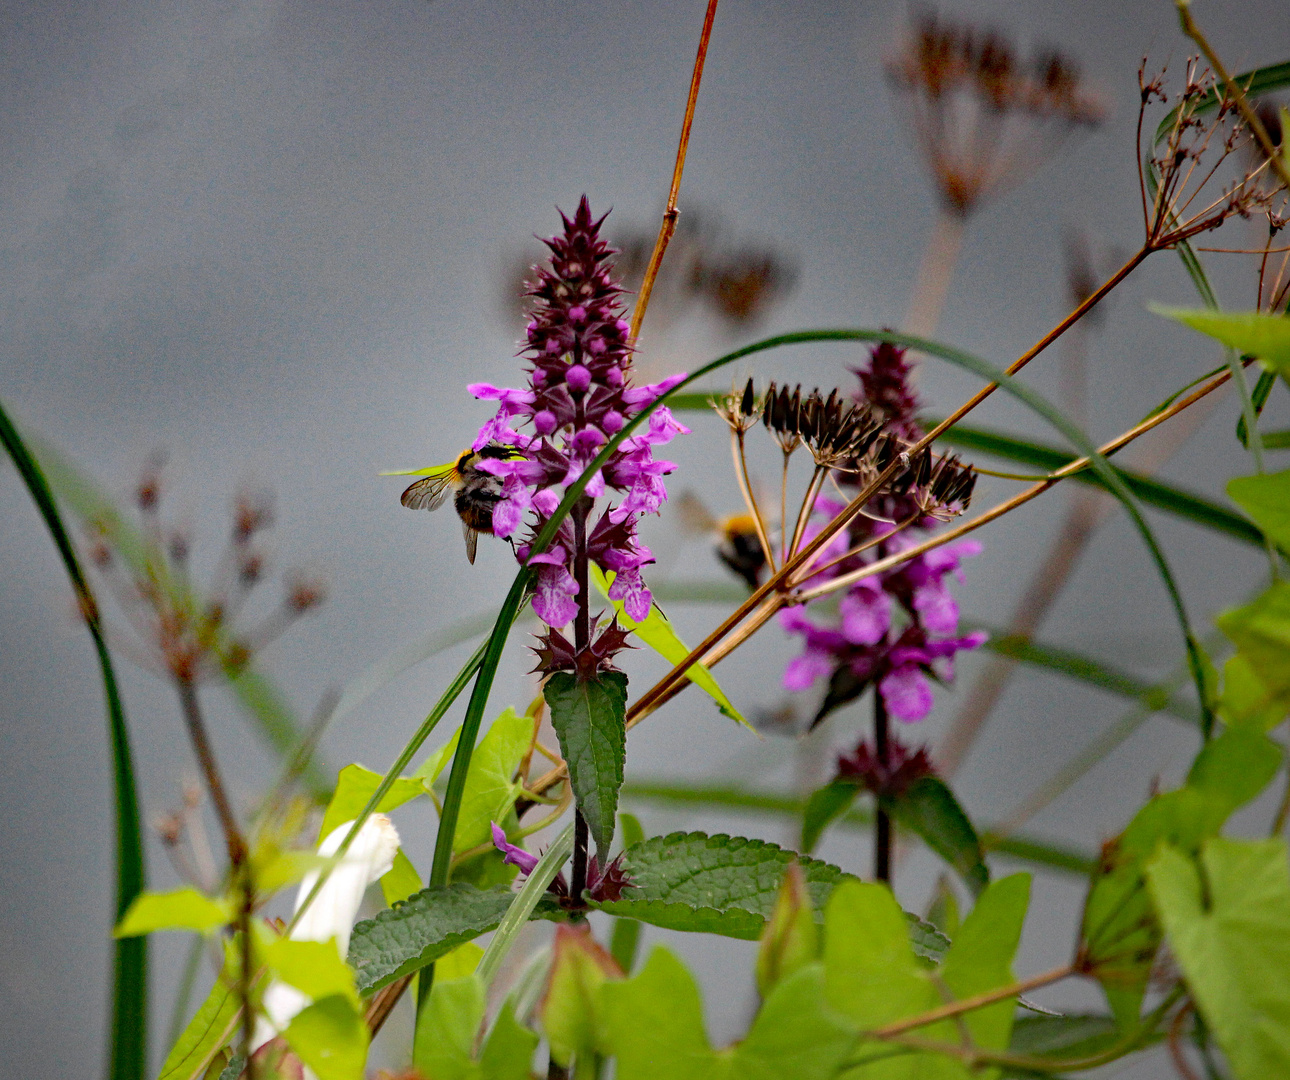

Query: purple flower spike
[465,198,687,673]
[781,343,984,727]
[491,822,539,875]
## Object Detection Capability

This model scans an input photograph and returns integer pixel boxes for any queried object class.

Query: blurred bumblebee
[675,491,770,590]
[382,444,522,564]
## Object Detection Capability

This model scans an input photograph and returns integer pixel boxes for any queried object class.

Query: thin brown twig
[731,429,777,571]
[869,964,1074,1038]
[628,0,720,343]
[1177,1,1290,192]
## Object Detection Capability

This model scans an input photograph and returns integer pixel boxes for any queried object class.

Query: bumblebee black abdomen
[718,528,767,590]
[454,483,502,534]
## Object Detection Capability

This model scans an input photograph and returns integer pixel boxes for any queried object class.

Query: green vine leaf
[545,671,628,859]
[1148,838,1290,1080]
[800,780,858,854]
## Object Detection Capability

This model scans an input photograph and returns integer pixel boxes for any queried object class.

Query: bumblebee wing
[401,472,455,511]
[674,491,718,536]
[462,521,479,564]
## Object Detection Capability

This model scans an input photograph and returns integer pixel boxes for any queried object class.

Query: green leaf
[262,935,360,1009]
[1229,470,1290,549]
[1260,427,1290,449]
[380,848,423,906]
[543,925,623,1066]
[594,831,850,940]
[590,565,748,728]
[1147,838,1290,1080]
[733,963,855,1079]
[347,883,556,994]
[0,403,148,1080]
[1154,306,1290,372]
[800,780,858,854]
[1006,1014,1121,1059]
[282,994,369,1080]
[452,707,535,855]
[319,764,427,842]
[157,960,239,1080]
[1079,728,1282,1024]
[479,1000,540,1080]
[884,776,989,896]
[1237,369,1277,448]
[114,888,231,938]
[934,423,1267,551]
[598,947,727,1080]
[1219,653,1290,732]
[756,863,820,997]
[1218,581,1290,698]
[413,974,486,1080]
[545,671,628,859]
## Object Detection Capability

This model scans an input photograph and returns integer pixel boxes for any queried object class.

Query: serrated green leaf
[545,671,628,859]
[598,947,727,1080]
[593,831,848,940]
[319,764,427,842]
[114,888,231,938]
[610,813,646,975]
[1154,306,1290,372]
[347,883,559,994]
[157,960,239,1080]
[1229,470,1290,550]
[590,565,749,728]
[1079,727,1282,1024]
[800,779,858,854]
[885,776,989,896]
[1147,838,1290,1080]
[282,994,369,1080]
[452,707,535,855]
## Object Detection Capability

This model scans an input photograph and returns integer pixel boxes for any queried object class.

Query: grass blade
[0,401,147,1079]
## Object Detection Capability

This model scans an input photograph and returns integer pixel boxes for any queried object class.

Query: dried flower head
[886,12,1105,217]
[836,737,936,799]
[82,463,323,685]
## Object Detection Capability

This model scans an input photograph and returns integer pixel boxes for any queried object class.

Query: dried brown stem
[628,0,720,343]
[870,964,1074,1038]
[732,428,777,571]
[904,210,967,339]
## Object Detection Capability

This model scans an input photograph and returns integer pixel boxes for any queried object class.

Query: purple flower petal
[880,665,934,722]
[491,822,539,875]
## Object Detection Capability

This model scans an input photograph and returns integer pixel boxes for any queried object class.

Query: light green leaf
[885,777,989,896]
[543,926,622,1065]
[733,964,854,1080]
[282,994,369,1080]
[253,851,334,897]
[413,973,486,1080]
[452,706,535,855]
[415,728,462,785]
[1219,653,1290,732]
[114,888,231,938]
[1079,727,1282,1025]
[599,947,728,1080]
[800,779,858,854]
[1219,581,1290,698]
[157,955,239,1080]
[479,1000,540,1080]
[545,671,628,859]
[1154,306,1290,372]
[756,863,820,998]
[319,763,427,842]
[591,565,748,728]
[380,848,423,906]
[262,935,359,1009]
[1147,838,1290,1080]
[1229,470,1290,550]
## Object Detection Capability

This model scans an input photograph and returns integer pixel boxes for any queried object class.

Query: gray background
[2,0,1286,1076]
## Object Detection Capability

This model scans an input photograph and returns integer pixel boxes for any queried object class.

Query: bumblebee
[675,491,769,590]
[384,444,520,563]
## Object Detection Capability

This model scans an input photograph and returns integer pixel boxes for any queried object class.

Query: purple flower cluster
[781,343,985,724]
[468,198,687,631]
[491,822,629,905]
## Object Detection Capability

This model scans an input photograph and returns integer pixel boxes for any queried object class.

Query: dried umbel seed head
[286,576,326,614]
[886,13,1104,217]
[714,377,762,435]
[233,493,274,544]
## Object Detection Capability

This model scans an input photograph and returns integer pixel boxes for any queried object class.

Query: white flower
[252,814,400,1050]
